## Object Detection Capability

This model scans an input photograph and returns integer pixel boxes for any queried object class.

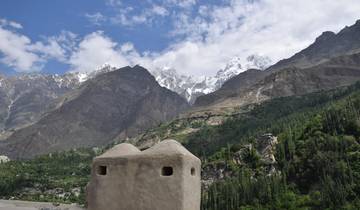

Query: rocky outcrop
[201,134,279,188]
[254,133,278,164]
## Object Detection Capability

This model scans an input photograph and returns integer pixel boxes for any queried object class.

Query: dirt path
[0,200,84,210]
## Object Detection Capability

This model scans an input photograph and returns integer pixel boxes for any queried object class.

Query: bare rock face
[0,66,189,159]
[232,134,278,166]
[202,134,279,188]
[255,133,278,164]
[87,140,201,210]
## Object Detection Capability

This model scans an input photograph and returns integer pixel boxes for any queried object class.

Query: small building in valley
[86,139,201,210]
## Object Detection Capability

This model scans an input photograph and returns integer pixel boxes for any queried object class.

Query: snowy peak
[246,54,272,70]
[152,67,196,102]
[222,57,242,74]
[65,63,118,84]
[5,55,271,107]
[215,55,271,82]
[153,55,272,104]
[49,55,271,104]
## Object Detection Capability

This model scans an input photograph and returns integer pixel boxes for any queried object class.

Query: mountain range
[0,54,270,141]
[1,20,360,159]
[152,54,272,104]
[0,66,189,159]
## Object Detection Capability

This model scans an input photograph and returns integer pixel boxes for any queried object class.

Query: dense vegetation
[186,82,360,158]
[201,83,360,210]
[1,82,360,209]
[0,149,97,204]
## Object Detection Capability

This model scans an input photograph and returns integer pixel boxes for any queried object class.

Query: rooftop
[96,139,198,159]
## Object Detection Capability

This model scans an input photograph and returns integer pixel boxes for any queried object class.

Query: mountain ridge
[0,65,189,159]
[193,20,360,111]
[269,19,360,71]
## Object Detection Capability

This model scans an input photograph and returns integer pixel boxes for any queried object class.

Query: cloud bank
[1,0,360,75]
[0,20,76,72]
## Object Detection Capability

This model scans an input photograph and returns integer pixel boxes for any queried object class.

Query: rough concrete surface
[0,200,84,210]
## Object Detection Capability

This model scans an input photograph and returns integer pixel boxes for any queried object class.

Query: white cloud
[0,26,43,72]
[3,1,360,76]
[0,19,76,72]
[77,0,359,76]
[85,12,107,26]
[8,21,23,29]
[165,0,197,8]
[68,31,134,72]
[0,18,23,29]
[145,0,360,76]
[120,42,135,53]
[110,4,169,26]
[151,5,169,17]
[106,0,122,7]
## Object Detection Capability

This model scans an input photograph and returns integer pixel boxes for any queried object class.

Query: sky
[0,0,360,76]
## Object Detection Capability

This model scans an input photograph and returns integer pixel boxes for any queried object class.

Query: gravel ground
[0,200,84,210]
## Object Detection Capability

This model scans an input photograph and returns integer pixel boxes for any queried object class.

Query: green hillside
[1,82,360,209]
[201,82,360,210]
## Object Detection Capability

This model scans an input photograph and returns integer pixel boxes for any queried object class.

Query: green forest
[201,84,360,210]
[1,82,360,210]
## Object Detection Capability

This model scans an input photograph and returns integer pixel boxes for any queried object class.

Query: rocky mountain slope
[0,73,80,140]
[0,65,117,141]
[269,20,360,71]
[0,66,189,159]
[193,20,360,110]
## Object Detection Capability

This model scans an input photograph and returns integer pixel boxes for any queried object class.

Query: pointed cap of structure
[98,143,140,158]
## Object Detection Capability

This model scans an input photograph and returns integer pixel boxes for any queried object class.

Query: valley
[0,14,360,210]
[1,82,360,209]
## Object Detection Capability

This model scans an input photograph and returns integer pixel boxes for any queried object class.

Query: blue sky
[1,0,360,76]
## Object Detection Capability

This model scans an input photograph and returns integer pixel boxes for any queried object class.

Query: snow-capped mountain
[68,63,117,83]
[152,55,272,104]
[0,73,81,139]
[46,55,271,104]
[0,65,118,136]
[0,56,270,140]
[45,55,271,104]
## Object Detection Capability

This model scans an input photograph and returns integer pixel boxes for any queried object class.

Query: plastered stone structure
[86,139,201,210]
